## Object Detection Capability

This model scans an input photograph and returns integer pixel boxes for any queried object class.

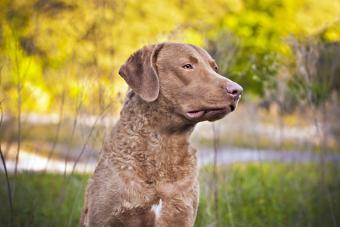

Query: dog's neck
[105,91,197,182]
[120,91,195,137]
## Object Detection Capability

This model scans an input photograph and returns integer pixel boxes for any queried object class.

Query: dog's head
[119,42,243,123]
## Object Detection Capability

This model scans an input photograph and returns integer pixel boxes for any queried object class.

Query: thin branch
[14,80,21,176]
[63,86,84,177]
[211,123,221,226]
[8,21,33,177]
[70,100,114,175]
[66,177,88,227]
[44,90,65,172]
[0,102,14,227]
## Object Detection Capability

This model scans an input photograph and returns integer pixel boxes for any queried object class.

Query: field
[1,0,340,226]
[1,162,339,227]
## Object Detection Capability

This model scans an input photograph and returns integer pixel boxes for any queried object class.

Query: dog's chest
[144,145,197,183]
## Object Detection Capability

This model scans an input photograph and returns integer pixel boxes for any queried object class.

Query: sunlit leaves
[1,0,339,113]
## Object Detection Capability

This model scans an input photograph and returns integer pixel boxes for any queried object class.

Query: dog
[80,42,242,227]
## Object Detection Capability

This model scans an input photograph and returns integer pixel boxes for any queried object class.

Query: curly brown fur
[80,43,242,227]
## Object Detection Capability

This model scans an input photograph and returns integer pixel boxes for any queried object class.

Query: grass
[197,163,339,227]
[1,163,339,227]
[0,173,90,227]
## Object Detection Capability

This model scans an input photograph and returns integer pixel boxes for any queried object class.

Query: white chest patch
[151,199,163,219]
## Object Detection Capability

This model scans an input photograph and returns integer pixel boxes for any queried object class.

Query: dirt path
[198,147,340,166]
[1,147,339,173]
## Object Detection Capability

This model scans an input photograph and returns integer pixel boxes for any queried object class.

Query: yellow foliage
[1,0,339,114]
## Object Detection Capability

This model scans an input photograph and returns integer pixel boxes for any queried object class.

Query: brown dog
[80,43,242,227]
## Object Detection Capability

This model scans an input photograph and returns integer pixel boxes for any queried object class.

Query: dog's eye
[182,64,194,70]
[214,66,218,72]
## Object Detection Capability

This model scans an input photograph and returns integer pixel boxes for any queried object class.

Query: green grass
[196,163,340,227]
[1,163,339,227]
[0,173,90,227]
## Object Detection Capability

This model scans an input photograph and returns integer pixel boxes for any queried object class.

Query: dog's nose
[226,81,243,97]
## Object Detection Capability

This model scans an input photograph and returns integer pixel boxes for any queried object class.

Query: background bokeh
[0,0,339,226]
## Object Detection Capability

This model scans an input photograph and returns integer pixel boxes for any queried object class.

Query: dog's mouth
[186,105,235,120]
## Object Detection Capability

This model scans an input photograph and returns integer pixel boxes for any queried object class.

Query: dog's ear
[119,44,164,102]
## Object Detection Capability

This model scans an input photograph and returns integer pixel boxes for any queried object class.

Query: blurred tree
[0,0,184,114]
[0,0,339,114]
[205,0,340,96]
